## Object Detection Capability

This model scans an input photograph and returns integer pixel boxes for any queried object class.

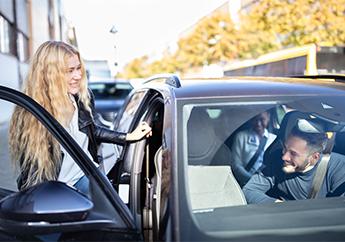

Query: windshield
[181,95,345,233]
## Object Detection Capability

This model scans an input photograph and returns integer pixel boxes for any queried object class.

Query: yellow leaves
[242,0,345,49]
[118,0,345,78]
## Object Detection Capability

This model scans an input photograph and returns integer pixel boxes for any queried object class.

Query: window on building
[17,31,29,62]
[0,14,16,56]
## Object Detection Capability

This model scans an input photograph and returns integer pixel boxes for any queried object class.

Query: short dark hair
[289,127,328,153]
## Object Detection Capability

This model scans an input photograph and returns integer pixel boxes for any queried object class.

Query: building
[0,0,76,123]
[0,0,76,90]
[85,59,112,82]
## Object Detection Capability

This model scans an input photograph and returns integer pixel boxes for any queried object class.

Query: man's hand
[126,122,152,141]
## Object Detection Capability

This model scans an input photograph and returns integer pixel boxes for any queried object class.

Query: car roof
[146,76,345,100]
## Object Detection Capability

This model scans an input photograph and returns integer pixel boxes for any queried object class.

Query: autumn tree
[119,11,239,78]
[117,55,149,79]
[241,0,345,57]
[118,0,345,78]
[175,12,238,69]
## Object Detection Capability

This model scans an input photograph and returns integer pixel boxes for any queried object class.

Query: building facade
[0,0,76,90]
[0,0,77,124]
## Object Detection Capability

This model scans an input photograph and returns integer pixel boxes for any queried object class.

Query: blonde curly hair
[9,41,91,189]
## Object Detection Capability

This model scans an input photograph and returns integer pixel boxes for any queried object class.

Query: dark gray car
[1,75,345,241]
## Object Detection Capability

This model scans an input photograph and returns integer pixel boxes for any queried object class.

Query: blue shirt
[231,128,276,186]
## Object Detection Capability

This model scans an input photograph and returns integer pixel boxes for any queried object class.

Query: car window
[181,95,345,235]
[113,89,148,155]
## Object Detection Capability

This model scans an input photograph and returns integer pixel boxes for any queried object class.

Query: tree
[241,0,345,57]
[175,12,238,69]
[118,0,345,78]
[117,55,149,79]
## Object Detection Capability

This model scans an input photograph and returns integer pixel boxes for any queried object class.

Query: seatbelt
[309,154,330,199]
[245,136,267,172]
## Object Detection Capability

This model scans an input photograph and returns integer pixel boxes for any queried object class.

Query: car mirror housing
[0,181,93,234]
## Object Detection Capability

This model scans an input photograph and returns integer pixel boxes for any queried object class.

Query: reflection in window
[114,90,147,154]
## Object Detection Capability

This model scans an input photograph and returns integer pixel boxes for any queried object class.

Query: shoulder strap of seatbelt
[309,154,330,199]
[245,136,267,172]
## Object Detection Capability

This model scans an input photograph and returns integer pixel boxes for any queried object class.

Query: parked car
[88,79,133,126]
[1,74,345,241]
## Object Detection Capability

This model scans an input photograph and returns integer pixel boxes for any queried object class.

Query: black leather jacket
[17,90,127,190]
[76,91,127,162]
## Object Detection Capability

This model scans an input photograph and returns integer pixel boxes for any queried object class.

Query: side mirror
[0,181,93,234]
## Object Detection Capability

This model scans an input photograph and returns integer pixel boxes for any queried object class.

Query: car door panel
[0,85,141,241]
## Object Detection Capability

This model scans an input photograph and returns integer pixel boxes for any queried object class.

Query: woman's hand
[126,122,152,141]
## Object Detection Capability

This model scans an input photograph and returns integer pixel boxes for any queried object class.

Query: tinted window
[181,95,345,236]
[317,52,345,74]
[114,90,148,155]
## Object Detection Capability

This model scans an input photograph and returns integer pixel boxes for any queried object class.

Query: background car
[88,79,133,127]
[1,75,345,241]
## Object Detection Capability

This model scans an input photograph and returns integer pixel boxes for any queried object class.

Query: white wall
[0,54,19,89]
[30,0,50,51]
[0,0,14,22]
[0,53,19,123]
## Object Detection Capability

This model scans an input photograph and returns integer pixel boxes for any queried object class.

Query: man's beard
[282,159,310,174]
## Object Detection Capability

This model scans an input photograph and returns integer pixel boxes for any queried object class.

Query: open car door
[0,85,142,241]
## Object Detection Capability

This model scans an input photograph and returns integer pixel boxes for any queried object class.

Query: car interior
[186,107,247,209]
[184,97,345,212]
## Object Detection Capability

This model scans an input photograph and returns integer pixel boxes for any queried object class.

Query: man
[243,127,345,204]
[231,111,276,187]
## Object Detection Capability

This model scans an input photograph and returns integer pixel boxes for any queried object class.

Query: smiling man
[243,127,345,204]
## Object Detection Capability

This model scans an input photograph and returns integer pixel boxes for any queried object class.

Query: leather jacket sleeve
[88,89,127,145]
[93,124,127,145]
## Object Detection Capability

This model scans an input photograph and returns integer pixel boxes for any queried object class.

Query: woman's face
[66,54,82,95]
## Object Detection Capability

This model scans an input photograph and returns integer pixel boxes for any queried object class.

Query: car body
[88,79,133,126]
[1,75,345,241]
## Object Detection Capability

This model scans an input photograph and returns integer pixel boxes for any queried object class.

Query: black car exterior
[1,74,345,241]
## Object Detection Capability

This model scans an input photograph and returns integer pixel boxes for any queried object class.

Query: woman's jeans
[74,175,90,198]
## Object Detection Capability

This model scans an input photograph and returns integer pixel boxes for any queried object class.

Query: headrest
[279,111,345,140]
[187,108,220,164]
[277,111,344,154]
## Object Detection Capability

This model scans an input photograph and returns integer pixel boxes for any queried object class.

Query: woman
[9,40,151,191]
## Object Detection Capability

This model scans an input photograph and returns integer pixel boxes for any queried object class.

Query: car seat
[187,107,231,166]
[188,165,247,209]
